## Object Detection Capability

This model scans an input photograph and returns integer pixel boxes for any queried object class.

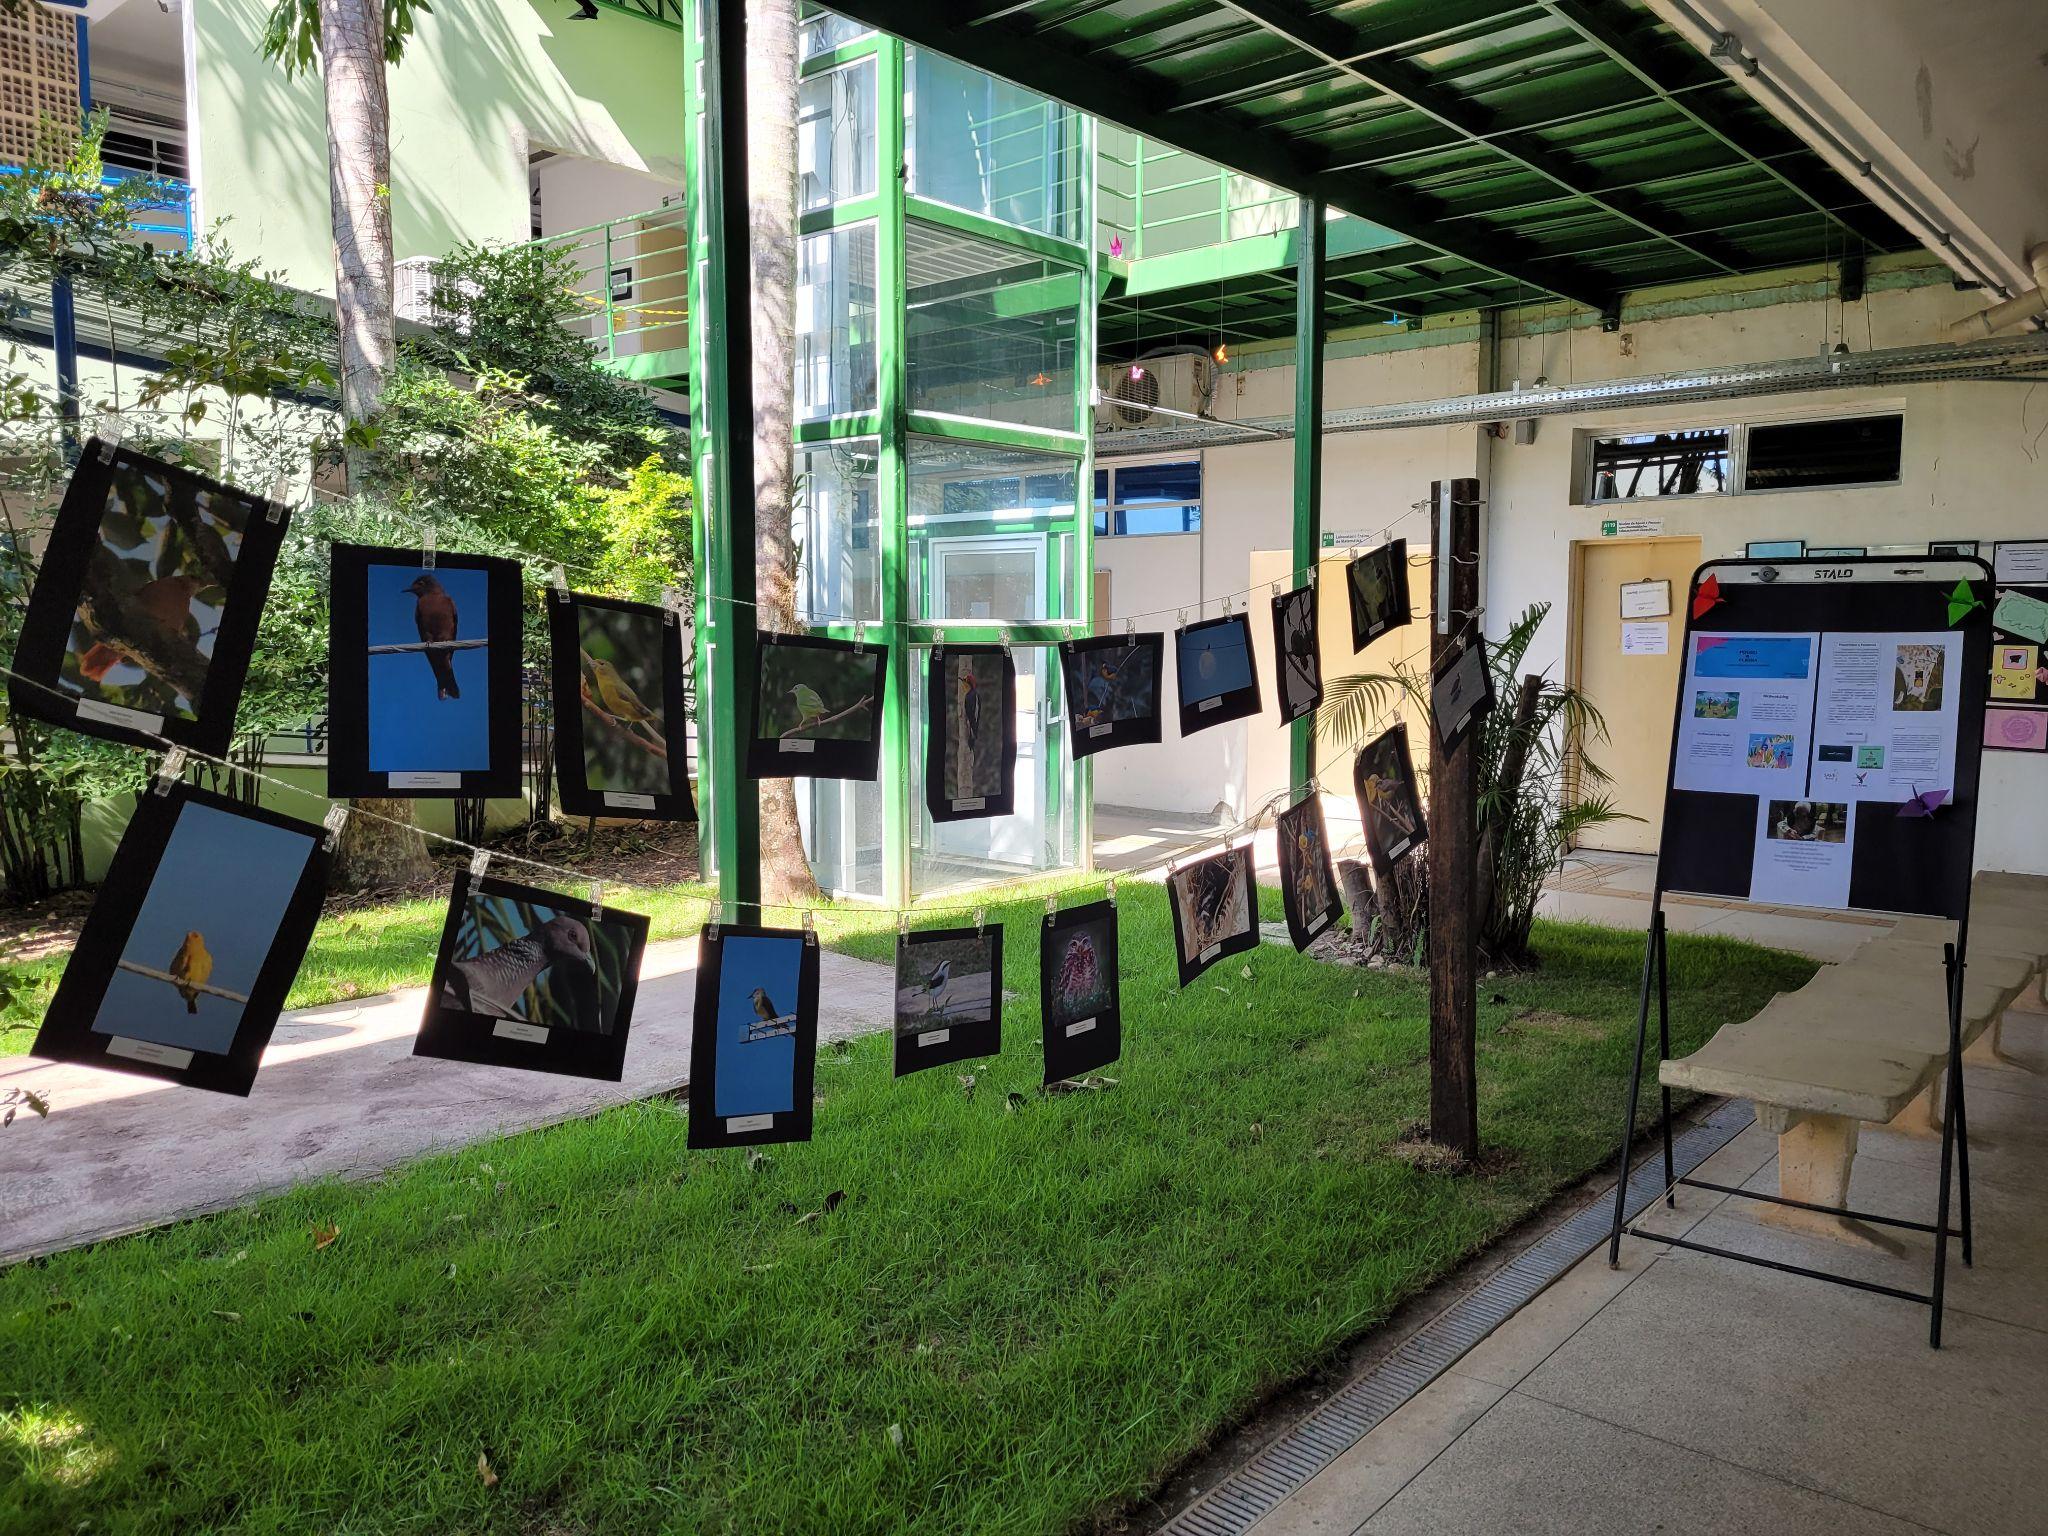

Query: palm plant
[1316,601,1631,966]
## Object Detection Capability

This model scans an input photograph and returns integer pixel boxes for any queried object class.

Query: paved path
[0,938,896,1264]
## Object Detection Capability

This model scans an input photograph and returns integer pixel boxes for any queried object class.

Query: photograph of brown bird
[168,930,213,1014]
[404,573,462,699]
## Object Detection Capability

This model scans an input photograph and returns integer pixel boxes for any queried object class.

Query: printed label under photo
[726,1112,775,1133]
[492,1020,550,1044]
[106,1036,195,1069]
[388,770,461,789]
[74,698,164,732]
[1065,1017,1097,1036]
[602,791,657,810]
[917,1028,951,1047]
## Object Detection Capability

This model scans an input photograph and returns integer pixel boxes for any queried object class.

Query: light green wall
[191,0,686,294]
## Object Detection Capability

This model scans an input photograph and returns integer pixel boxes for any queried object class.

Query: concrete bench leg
[1754,1108,1904,1254]
[1972,984,2048,1074]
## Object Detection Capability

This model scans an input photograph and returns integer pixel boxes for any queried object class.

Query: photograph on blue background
[1175,612,1262,735]
[688,924,820,1148]
[366,561,491,772]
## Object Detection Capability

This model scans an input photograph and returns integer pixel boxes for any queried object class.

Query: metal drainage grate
[1160,1101,1755,1536]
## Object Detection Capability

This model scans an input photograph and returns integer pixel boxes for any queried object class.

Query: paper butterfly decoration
[1947,580,1983,626]
[1690,574,1722,621]
[1897,786,1950,818]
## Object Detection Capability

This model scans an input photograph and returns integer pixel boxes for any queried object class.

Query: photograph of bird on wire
[31,783,328,1096]
[7,440,288,755]
[893,924,1003,1075]
[748,631,887,780]
[1354,722,1428,876]
[926,646,1016,822]
[1346,538,1411,650]
[416,873,648,1080]
[549,593,693,821]
[1058,631,1165,758]
[688,924,820,1148]
[1276,795,1344,950]
[1166,844,1258,986]
[1270,581,1323,724]
[1039,899,1121,1085]
[1175,613,1262,736]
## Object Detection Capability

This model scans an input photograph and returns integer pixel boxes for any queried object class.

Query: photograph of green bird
[750,631,888,780]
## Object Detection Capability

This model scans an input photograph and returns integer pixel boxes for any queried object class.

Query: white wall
[531,155,679,239]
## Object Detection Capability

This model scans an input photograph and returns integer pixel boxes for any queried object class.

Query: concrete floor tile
[1856,1077,2048,1190]
[1359,1393,1929,1536]
[1449,1246,1659,1391]
[1248,1373,1509,1536]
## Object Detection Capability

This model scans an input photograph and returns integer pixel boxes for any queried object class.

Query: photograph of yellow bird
[572,606,672,796]
[168,930,213,1014]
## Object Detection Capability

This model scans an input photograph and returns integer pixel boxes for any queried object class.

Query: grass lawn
[0,879,1814,1535]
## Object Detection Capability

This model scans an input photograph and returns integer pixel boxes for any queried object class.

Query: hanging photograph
[925,645,1017,822]
[748,630,887,781]
[1276,795,1344,950]
[894,923,1004,1075]
[7,438,290,755]
[30,782,330,1095]
[1355,722,1427,875]
[1270,582,1323,724]
[549,590,694,821]
[687,923,820,1148]
[1059,632,1165,758]
[1346,538,1410,650]
[1165,844,1259,987]
[326,543,523,799]
[1432,631,1496,754]
[414,871,650,1081]
[1175,612,1262,736]
[1040,898,1121,1084]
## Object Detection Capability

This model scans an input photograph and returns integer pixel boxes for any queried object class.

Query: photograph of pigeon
[1175,613,1261,736]
[1058,632,1165,758]
[749,632,887,780]
[1165,844,1258,986]
[1276,795,1344,950]
[1040,899,1121,1085]
[893,924,1003,1075]
[31,782,329,1096]
[1346,538,1411,650]
[7,440,288,754]
[1270,581,1323,723]
[688,924,820,1148]
[926,646,1015,821]
[1354,722,1428,876]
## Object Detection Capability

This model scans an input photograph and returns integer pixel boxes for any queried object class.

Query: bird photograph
[1047,922,1111,1027]
[1176,617,1254,710]
[403,573,462,700]
[1281,800,1335,919]
[759,642,878,742]
[1169,847,1252,965]
[892,934,997,1036]
[440,894,623,1035]
[1277,586,1320,714]
[1347,542,1408,643]
[1072,642,1156,731]
[363,559,493,776]
[167,930,213,1014]
[574,605,670,794]
[61,465,245,720]
[942,652,1005,801]
[710,933,808,1122]
[1354,729,1424,870]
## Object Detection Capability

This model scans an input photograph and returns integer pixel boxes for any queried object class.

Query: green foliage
[259,0,433,79]
[0,110,174,276]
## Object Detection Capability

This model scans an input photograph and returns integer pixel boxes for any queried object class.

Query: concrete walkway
[0,938,897,1264]
[1239,1002,2048,1536]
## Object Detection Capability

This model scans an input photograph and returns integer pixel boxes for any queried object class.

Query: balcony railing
[1095,134,1297,261]
[0,163,193,251]
[528,202,689,379]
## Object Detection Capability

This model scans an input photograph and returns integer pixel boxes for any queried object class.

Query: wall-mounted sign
[1619,579,1671,619]
[1321,529,1375,549]
[1621,620,1668,656]
[1599,516,1663,538]
[1993,540,2048,584]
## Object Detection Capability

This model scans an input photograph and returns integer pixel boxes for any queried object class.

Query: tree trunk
[317,0,428,888]
[746,0,820,906]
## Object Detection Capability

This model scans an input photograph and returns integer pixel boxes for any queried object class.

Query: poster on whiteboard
[1672,633,1818,797]
[1806,632,1958,802]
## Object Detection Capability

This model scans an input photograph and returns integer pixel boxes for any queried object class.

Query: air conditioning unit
[1093,350,1215,433]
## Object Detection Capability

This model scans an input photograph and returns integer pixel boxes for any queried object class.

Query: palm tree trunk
[317,0,427,888]
[747,0,820,905]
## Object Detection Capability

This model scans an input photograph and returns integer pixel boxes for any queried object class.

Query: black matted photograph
[1175,612,1262,736]
[894,923,1004,1075]
[1166,844,1259,986]
[1270,582,1323,724]
[326,543,524,799]
[1355,722,1427,875]
[749,630,887,781]
[1059,632,1165,758]
[1346,538,1411,650]
[550,590,694,821]
[30,782,330,1095]
[413,871,650,1081]
[7,438,290,754]
[687,923,820,1148]
[1276,795,1344,950]
[1432,631,1496,754]
[1040,899,1121,1084]
[926,645,1017,822]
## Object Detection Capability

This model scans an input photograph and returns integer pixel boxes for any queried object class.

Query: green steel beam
[876,38,913,909]
[1289,194,1324,790]
[904,411,1087,457]
[902,195,1089,266]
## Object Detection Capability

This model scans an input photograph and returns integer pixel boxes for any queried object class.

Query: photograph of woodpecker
[1271,582,1323,723]
[893,924,1004,1075]
[1057,632,1165,758]
[1165,844,1258,986]
[1346,538,1411,650]
[748,631,888,780]
[926,646,1016,821]
[688,924,820,1148]
[1276,795,1344,950]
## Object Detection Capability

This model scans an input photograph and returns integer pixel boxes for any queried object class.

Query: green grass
[0,881,1815,1535]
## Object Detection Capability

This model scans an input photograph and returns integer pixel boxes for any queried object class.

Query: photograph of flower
[1175,613,1262,736]
[1354,723,1427,875]
[1276,796,1344,950]
[7,440,288,754]
[1039,899,1121,1084]
[550,592,694,821]
[749,632,887,780]
[1166,844,1258,986]
[1059,632,1164,758]
[893,924,1004,1075]
[926,646,1016,822]
[1346,538,1410,650]
[1270,582,1322,724]
[688,924,820,1148]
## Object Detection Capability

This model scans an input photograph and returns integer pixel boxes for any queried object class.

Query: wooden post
[1428,477,1481,1161]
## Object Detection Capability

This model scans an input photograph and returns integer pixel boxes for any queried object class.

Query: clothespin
[803,908,817,945]
[1176,608,1188,630]
[933,626,946,657]
[550,564,570,600]
[469,847,489,880]
[853,620,867,655]
[98,410,124,459]
[153,745,186,795]
[321,805,349,852]
[1106,879,1118,907]
[421,526,437,572]
[999,627,1012,660]
[661,585,685,626]
[974,905,986,935]
[898,910,910,937]
[1045,894,1058,920]
[1124,615,1136,638]
[708,900,723,941]
[1220,592,1232,617]
[267,470,289,523]
[1270,580,1282,600]
[588,881,604,920]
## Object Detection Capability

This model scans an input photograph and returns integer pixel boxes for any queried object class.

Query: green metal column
[1073,110,1098,868]
[1288,197,1325,791]
[687,0,760,917]
[875,38,913,908]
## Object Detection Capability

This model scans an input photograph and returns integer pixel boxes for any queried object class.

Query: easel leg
[1608,910,1663,1267]
[1953,1037,1973,1270]
[1656,917,1675,1207]
[1930,945,1960,1349]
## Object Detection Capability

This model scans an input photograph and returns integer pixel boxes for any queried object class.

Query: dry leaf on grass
[210,1310,242,1322]
[794,1190,847,1227]
[476,1451,498,1489]
[311,1223,340,1251]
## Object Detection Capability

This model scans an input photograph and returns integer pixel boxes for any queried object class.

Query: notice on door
[1621,621,1668,655]
[1672,633,1818,797]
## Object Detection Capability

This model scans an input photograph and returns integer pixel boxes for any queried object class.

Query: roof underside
[826,0,1920,349]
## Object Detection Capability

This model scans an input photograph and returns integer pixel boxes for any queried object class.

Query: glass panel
[794,222,878,422]
[904,218,1081,432]
[1097,459,1202,535]
[799,7,870,61]
[797,57,876,212]
[906,49,1084,242]
[906,437,1078,625]
[1587,428,1731,502]
[793,439,880,625]
[1743,414,1903,492]
[804,777,883,898]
